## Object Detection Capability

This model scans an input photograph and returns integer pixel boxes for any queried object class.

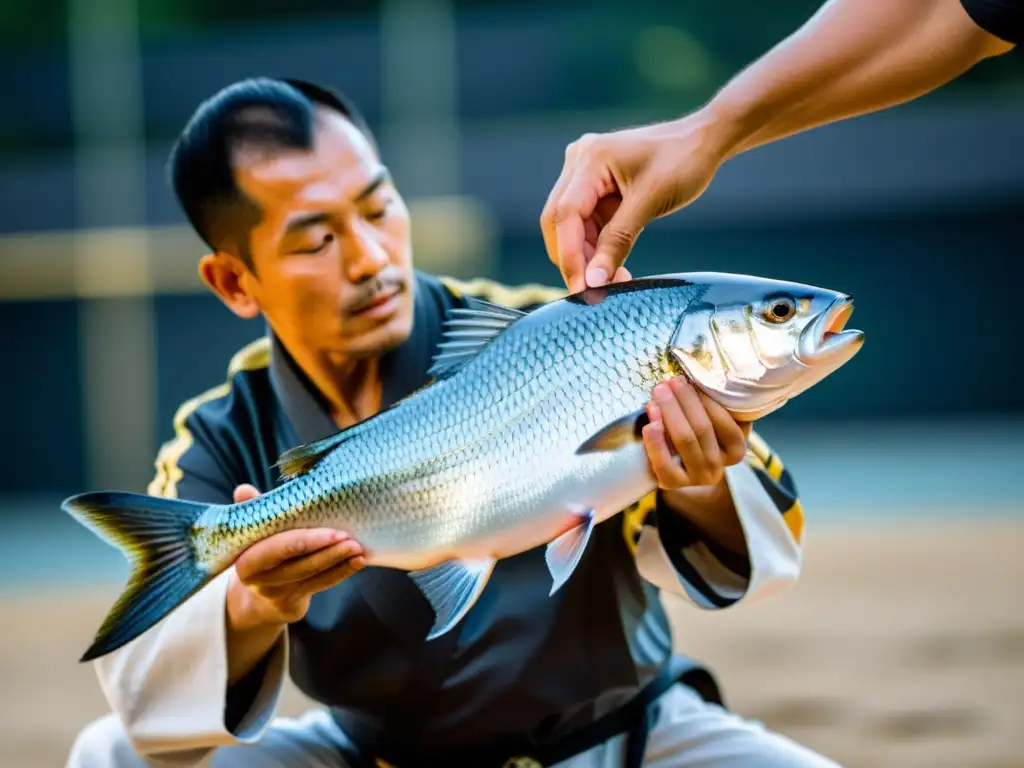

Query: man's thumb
[233,483,261,503]
[586,199,647,288]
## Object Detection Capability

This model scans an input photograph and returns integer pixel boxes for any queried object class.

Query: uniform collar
[268,270,436,447]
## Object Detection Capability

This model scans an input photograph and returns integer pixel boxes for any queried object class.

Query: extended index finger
[553,168,609,293]
[235,528,345,582]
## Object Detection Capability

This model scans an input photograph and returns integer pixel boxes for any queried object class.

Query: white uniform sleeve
[634,432,804,608]
[91,568,288,765]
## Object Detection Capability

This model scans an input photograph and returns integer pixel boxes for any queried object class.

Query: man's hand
[540,114,729,293]
[642,376,753,554]
[227,484,366,631]
[225,484,365,685]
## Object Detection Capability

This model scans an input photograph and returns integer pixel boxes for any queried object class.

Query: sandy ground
[2,520,1022,768]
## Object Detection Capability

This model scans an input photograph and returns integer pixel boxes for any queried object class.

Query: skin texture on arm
[541,0,1016,291]
[706,0,1016,158]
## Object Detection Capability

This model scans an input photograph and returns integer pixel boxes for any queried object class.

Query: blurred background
[1,1,1022,766]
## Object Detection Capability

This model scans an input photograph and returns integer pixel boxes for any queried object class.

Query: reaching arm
[541,0,1020,291]
[706,0,1018,160]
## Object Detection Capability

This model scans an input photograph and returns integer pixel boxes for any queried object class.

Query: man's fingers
[233,484,261,503]
[541,162,574,270]
[643,403,689,489]
[288,555,367,597]
[553,174,605,293]
[588,194,651,288]
[652,381,708,483]
[244,538,364,588]
[672,378,723,480]
[697,391,750,466]
[235,529,343,582]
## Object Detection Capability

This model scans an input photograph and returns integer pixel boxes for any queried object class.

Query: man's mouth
[351,283,402,315]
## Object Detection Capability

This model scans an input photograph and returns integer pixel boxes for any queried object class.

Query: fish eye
[762,296,797,324]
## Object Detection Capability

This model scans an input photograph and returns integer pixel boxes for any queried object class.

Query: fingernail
[647,401,661,421]
[654,383,671,401]
[586,266,607,287]
[333,530,347,542]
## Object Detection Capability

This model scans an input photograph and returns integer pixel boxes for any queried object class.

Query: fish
[63,271,864,662]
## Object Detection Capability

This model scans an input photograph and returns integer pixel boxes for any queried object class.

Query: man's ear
[198,252,260,319]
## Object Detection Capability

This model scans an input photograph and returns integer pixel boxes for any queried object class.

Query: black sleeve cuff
[652,492,752,608]
[224,651,272,734]
[961,0,1024,45]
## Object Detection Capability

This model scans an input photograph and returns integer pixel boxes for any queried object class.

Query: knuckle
[673,430,700,451]
[601,227,638,251]
[692,422,714,443]
[551,201,579,223]
[666,469,689,490]
[725,441,747,465]
[576,132,601,153]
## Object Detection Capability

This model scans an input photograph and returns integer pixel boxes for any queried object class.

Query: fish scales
[194,285,701,569]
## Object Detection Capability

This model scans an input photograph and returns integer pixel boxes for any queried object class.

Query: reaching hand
[541,114,728,293]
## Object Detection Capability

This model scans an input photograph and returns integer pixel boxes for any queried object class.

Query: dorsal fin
[274,427,360,481]
[427,296,526,379]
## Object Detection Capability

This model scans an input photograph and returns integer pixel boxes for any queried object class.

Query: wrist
[659,478,748,556]
[660,477,733,514]
[695,96,756,161]
[226,571,286,635]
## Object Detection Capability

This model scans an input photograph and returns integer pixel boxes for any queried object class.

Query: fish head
[663,272,864,421]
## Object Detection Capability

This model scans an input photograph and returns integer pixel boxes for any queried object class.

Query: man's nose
[343,228,390,283]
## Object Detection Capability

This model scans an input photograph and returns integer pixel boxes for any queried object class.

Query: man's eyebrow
[355,168,390,202]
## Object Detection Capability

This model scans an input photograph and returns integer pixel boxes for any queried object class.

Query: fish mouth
[797,296,864,365]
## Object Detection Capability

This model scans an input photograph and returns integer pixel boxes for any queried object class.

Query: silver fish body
[64,272,864,661]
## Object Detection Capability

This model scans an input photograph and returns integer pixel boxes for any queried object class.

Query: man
[68,77,833,767]
[541,0,1021,293]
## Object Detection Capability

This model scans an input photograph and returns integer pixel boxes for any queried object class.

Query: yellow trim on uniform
[782,499,804,544]
[622,492,657,555]
[147,337,271,499]
[745,430,803,544]
[438,275,567,309]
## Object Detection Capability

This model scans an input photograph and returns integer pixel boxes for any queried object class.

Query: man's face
[228,108,414,360]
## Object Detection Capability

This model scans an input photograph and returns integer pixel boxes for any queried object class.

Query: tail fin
[62,491,215,662]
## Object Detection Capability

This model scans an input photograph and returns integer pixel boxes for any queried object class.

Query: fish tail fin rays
[61,491,214,662]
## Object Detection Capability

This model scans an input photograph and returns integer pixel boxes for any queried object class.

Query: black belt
[332,655,723,768]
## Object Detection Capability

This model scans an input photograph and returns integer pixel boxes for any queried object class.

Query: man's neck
[289,345,383,430]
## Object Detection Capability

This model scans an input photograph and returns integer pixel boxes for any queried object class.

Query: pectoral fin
[545,506,595,595]
[409,558,497,640]
[575,409,649,455]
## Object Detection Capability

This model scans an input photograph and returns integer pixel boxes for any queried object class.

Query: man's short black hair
[167,77,377,263]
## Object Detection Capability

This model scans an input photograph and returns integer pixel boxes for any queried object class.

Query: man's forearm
[225,575,286,687]
[697,0,1014,160]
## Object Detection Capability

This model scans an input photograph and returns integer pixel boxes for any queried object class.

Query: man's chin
[340,313,414,359]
